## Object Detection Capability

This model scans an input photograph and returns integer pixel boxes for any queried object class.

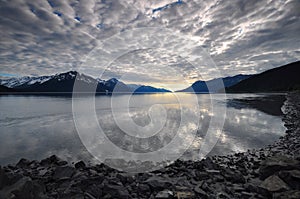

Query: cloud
[0,0,299,87]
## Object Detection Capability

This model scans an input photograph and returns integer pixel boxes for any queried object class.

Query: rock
[201,182,214,193]
[259,155,300,179]
[0,168,23,190]
[16,158,31,168]
[194,171,209,180]
[145,176,173,191]
[155,190,173,198]
[214,175,225,182]
[260,175,290,192]
[216,192,231,199]
[12,179,46,199]
[0,177,45,199]
[205,169,220,174]
[202,157,218,169]
[232,184,245,192]
[0,167,9,189]
[241,191,254,198]
[244,183,259,193]
[273,190,300,199]
[75,161,86,169]
[175,191,195,198]
[278,170,300,189]
[85,184,102,198]
[224,172,246,183]
[194,184,208,198]
[40,155,66,166]
[116,173,134,185]
[57,160,68,166]
[139,184,151,192]
[103,183,130,198]
[53,166,75,180]
[79,175,105,189]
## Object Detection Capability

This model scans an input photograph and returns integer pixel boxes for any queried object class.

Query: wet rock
[260,175,290,192]
[155,190,173,198]
[53,166,75,180]
[259,155,300,179]
[75,161,86,169]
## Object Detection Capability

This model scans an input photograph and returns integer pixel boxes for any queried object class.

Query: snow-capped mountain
[0,71,171,94]
[0,71,99,93]
[0,76,52,88]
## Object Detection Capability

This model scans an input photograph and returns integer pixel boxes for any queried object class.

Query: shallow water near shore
[0,93,286,166]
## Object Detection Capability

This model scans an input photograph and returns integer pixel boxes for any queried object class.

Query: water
[0,94,286,166]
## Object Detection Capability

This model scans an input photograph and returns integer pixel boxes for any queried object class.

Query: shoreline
[1,93,300,198]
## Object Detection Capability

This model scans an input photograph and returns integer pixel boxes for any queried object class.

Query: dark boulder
[75,161,86,169]
[53,166,75,180]
[259,155,300,179]
[260,175,290,192]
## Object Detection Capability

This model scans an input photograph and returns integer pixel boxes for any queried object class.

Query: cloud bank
[0,0,299,87]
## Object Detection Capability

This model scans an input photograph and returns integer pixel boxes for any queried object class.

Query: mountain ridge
[226,61,300,93]
[177,74,252,93]
[0,71,172,95]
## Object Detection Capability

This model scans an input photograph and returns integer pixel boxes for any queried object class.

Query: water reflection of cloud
[0,94,286,165]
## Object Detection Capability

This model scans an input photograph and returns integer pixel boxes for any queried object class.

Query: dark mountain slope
[178,74,252,93]
[134,86,171,93]
[0,85,15,93]
[227,61,300,93]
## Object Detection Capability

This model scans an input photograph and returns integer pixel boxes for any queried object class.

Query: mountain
[1,71,102,94]
[0,71,171,95]
[0,85,15,93]
[133,85,171,93]
[226,61,300,93]
[101,78,132,93]
[177,74,252,93]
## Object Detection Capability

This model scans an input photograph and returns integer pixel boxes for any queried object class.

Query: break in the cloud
[0,0,299,88]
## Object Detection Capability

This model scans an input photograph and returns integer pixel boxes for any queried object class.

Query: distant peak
[108,78,119,83]
[65,70,79,76]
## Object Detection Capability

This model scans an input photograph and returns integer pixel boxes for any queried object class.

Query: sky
[0,0,299,90]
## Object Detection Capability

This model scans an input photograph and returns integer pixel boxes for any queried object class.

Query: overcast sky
[0,0,299,89]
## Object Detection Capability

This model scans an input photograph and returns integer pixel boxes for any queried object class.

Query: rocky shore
[1,93,300,199]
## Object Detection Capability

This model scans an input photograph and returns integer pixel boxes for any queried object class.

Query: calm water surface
[0,94,286,165]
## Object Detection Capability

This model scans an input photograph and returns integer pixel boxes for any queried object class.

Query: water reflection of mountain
[227,94,286,116]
